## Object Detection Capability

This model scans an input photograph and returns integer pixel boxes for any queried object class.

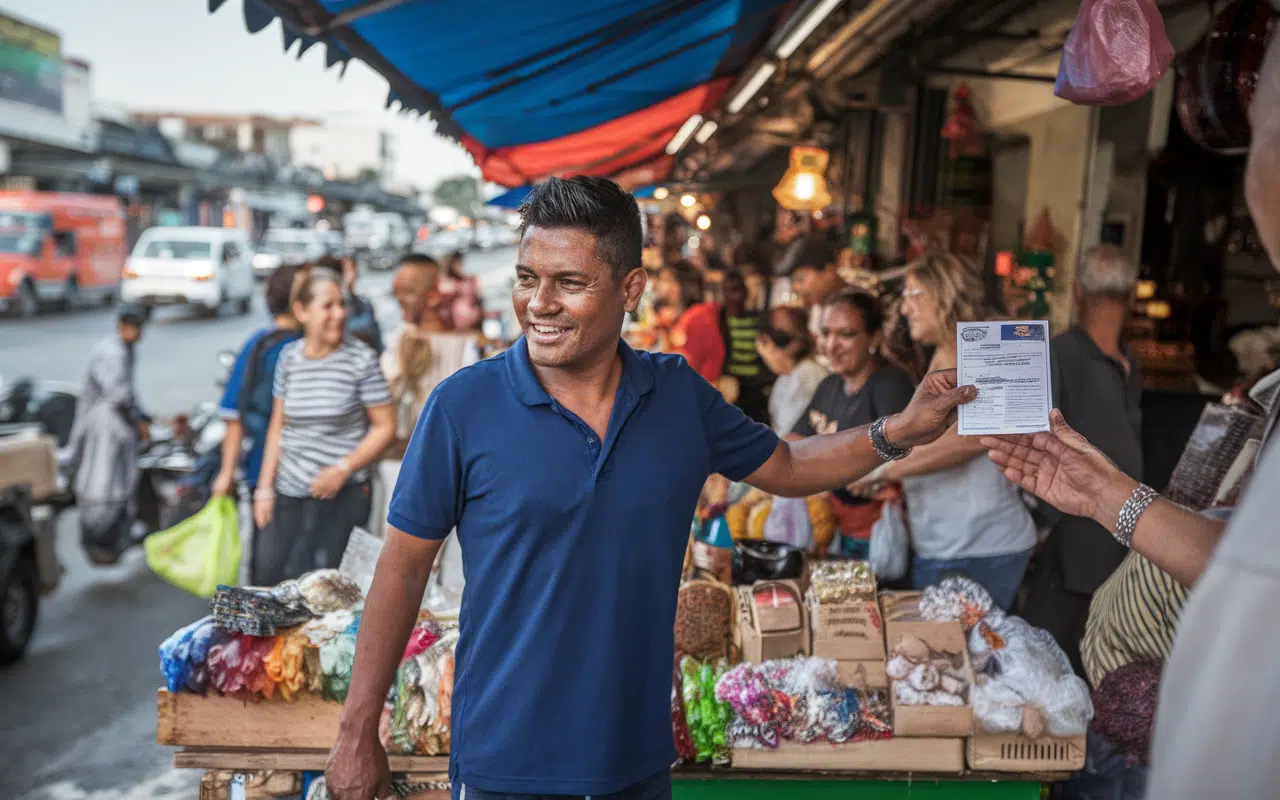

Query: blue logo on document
[1001,323,1045,341]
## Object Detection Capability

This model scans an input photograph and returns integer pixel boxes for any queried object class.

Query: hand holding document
[956,321,1052,436]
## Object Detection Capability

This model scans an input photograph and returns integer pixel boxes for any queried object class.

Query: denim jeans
[911,547,1033,610]
[252,481,371,585]
[451,769,672,800]
[1058,732,1148,800]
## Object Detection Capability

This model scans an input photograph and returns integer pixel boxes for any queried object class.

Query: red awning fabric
[463,79,731,187]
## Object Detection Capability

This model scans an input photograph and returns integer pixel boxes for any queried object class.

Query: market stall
[154,519,1087,799]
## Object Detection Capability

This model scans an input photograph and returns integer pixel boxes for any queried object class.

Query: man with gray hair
[1020,244,1143,677]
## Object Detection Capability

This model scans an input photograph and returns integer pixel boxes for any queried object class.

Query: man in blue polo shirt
[325,177,975,800]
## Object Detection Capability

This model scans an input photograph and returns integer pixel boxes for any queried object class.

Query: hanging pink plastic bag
[1055,0,1175,106]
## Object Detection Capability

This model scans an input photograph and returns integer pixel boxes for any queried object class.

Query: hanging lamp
[773,145,833,212]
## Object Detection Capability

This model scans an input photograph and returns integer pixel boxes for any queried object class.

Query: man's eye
[516,274,535,285]
[561,280,584,290]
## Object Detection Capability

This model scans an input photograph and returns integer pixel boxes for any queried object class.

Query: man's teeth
[534,325,565,334]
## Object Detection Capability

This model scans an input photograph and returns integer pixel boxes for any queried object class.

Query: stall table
[159,691,1059,799]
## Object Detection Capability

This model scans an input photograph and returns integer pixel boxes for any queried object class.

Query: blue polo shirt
[388,337,779,794]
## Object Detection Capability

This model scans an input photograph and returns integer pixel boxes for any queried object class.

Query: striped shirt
[272,338,391,498]
[1081,549,1189,689]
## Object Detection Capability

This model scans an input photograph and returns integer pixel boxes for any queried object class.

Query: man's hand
[325,731,392,800]
[311,463,351,500]
[882,369,977,448]
[981,409,1131,521]
[211,469,235,498]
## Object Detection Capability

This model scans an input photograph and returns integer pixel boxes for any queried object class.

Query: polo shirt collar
[506,336,655,407]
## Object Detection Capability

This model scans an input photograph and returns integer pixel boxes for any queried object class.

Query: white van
[121,227,255,317]
[251,227,329,278]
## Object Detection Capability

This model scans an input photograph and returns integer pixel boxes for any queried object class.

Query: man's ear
[622,267,648,313]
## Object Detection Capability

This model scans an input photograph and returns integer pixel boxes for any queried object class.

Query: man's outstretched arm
[325,528,443,800]
[745,370,977,497]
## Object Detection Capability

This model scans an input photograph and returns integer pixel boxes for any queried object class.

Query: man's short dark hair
[517,176,642,282]
[397,253,440,271]
[787,236,840,276]
[265,263,303,317]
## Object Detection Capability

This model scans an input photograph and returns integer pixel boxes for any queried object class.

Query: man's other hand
[883,369,978,448]
[325,732,392,800]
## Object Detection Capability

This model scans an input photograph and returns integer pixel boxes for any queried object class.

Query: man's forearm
[756,424,885,497]
[338,533,440,740]
[1090,475,1228,587]
[219,419,243,477]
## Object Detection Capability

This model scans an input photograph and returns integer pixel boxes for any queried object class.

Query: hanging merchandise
[868,500,909,582]
[692,507,735,584]
[773,146,833,213]
[940,86,985,159]
[1015,208,1059,319]
[1175,0,1277,155]
[1055,0,1175,106]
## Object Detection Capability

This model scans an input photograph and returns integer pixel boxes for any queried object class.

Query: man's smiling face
[512,225,643,370]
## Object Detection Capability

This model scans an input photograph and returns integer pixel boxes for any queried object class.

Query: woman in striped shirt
[253,266,395,584]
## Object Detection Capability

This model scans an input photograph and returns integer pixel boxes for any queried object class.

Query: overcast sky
[2,0,477,190]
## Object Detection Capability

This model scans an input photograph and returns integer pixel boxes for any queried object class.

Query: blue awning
[485,185,532,208]
[211,0,791,185]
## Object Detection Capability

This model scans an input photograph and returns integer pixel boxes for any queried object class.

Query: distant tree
[433,174,481,216]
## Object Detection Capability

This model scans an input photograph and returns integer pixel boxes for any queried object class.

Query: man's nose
[527,282,561,315]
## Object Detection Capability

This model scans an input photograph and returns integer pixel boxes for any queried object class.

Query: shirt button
[587,436,596,444]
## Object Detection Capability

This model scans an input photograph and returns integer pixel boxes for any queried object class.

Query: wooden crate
[157,689,344,750]
[732,738,964,773]
[967,733,1087,772]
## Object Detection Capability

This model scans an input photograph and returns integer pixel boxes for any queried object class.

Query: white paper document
[956,320,1052,436]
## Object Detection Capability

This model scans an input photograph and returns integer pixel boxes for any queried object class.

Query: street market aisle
[0,247,516,799]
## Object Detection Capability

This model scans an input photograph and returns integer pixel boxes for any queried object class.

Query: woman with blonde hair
[854,252,1035,608]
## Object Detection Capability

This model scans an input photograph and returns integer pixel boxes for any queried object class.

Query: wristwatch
[869,416,912,462]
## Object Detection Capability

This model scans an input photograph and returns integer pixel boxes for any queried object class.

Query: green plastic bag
[144,496,241,597]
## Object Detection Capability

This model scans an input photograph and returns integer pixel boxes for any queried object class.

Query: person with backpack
[211,263,304,580]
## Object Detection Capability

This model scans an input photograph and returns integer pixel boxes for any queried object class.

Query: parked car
[475,225,503,251]
[251,228,328,278]
[0,191,127,318]
[121,227,254,317]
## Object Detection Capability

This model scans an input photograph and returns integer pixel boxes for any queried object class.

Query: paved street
[0,247,516,799]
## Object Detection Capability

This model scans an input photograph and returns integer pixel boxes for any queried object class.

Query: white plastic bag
[762,496,813,549]
[869,500,909,581]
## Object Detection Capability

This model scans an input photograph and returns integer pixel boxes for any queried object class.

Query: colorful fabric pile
[716,656,892,749]
[158,616,228,694]
[919,576,1094,737]
[385,626,459,755]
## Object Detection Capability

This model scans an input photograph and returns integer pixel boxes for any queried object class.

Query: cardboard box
[836,659,888,690]
[734,580,809,663]
[967,733,1087,772]
[880,591,974,738]
[810,597,885,661]
[731,737,964,773]
[0,432,57,500]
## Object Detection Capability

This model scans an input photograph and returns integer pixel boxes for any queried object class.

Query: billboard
[0,12,62,113]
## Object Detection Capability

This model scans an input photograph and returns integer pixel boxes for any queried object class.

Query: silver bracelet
[869,416,912,462]
[1114,483,1158,548]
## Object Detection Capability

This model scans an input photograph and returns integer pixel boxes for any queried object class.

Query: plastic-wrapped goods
[299,609,356,648]
[716,657,891,749]
[385,628,458,755]
[805,494,836,552]
[674,580,733,660]
[1055,0,1175,106]
[920,575,1000,631]
[671,658,697,763]
[159,616,227,693]
[212,584,314,637]
[809,560,876,605]
[402,617,442,663]
[297,570,363,615]
[263,631,308,701]
[680,657,732,764]
[762,496,813,549]
[868,501,909,581]
[318,613,361,702]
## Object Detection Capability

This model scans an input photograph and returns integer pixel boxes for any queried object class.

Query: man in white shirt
[981,28,1280,796]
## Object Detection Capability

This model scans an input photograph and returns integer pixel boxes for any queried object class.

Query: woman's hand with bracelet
[311,458,353,500]
[980,409,1134,525]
